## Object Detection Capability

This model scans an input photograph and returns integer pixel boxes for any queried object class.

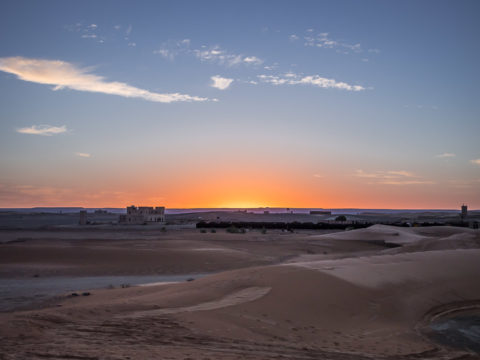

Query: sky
[0,0,479,209]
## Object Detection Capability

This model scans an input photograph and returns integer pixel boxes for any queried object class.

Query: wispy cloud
[0,56,210,103]
[210,75,233,90]
[66,22,138,46]
[436,153,456,158]
[66,22,103,44]
[154,48,172,59]
[355,169,434,185]
[243,56,263,65]
[377,180,435,185]
[153,39,191,60]
[257,73,365,91]
[386,170,415,177]
[303,31,364,54]
[298,31,380,56]
[471,159,480,166]
[194,46,263,67]
[355,169,416,179]
[154,40,263,67]
[16,125,67,136]
[313,174,324,178]
[75,152,91,158]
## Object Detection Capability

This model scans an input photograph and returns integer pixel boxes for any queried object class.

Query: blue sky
[0,0,479,208]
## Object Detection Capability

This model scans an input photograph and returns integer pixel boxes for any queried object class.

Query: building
[310,210,332,215]
[79,210,87,225]
[461,204,468,219]
[119,205,165,224]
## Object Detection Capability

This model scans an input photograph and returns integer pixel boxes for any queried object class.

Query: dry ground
[1,225,479,359]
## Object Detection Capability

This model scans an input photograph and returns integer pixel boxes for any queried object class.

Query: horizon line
[0,206,474,211]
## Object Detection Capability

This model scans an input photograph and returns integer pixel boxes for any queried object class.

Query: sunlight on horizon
[0,1,479,209]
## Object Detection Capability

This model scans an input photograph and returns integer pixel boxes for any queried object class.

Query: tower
[79,210,87,225]
[461,204,468,219]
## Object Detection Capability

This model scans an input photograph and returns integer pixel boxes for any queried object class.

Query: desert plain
[1,210,480,360]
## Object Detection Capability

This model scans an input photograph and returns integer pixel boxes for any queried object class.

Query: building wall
[120,206,165,224]
[79,210,87,225]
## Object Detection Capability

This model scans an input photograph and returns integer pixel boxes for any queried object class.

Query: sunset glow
[0,1,479,209]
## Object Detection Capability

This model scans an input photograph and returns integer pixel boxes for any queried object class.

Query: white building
[119,205,165,224]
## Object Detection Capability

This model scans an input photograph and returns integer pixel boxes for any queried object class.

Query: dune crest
[125,286,271,318]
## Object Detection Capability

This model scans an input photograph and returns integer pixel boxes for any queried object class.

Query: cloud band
[0,56,209,103]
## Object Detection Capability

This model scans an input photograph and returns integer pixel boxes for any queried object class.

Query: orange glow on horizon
[1,170,479,209]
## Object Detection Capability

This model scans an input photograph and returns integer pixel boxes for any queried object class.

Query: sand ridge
[1,225,479,359]
[126,286,271,318]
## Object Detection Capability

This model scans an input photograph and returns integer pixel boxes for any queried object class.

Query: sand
[1,224,479,359]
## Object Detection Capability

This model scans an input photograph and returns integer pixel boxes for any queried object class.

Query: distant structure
[119,205,165,224]
[461,204,468,219]
[79,210,87,225]
[310,210,332,215]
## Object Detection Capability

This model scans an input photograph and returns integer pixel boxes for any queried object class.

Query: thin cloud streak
[377,180,435,185]
[194,46,263,66]
[0,57,209,103]
[16,125,67,136]
[355,169,434,185]
[75,152,91,158]
[436,153,456,158]
[303,31,363,54]
[471,159,480,166]
[154,40,263,67]
[355,169,416,179]
[258,73,365,91]
[387,170,415,177]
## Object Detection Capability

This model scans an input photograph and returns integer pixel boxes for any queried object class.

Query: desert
[1,210,479,359]
[1,2,480,358]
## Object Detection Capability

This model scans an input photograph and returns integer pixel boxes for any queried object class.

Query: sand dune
[1,225,479,359]
[127,286,271,317]
[289,248,480,287]
[309,224,479,246]
[309,224,427,245]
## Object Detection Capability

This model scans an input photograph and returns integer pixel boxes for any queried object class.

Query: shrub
[226,226,242,233]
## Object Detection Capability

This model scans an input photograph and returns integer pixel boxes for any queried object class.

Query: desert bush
[226,226,242,233]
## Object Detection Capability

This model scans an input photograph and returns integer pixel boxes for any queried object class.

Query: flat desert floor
[1,223,480,359]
